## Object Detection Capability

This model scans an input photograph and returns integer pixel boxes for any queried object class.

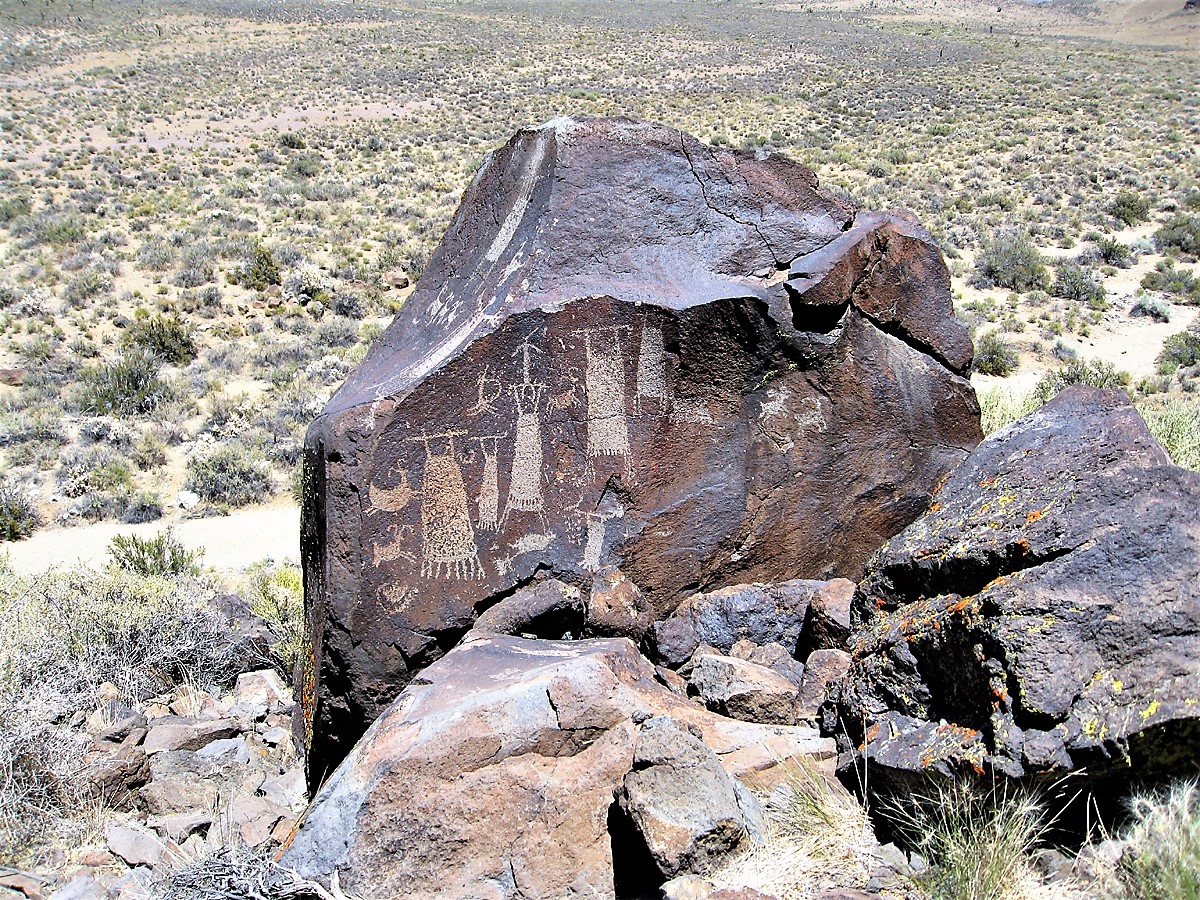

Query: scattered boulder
[652,581,823,669]
[105,822,165,868]
[281,634,833,899]
[142,718,239,754]
[588,567,655,639]
[688,653,801,725]
[620,716,756,877]
[797,649,851,720]
[833,387,1200,791]
[731,640,806,689]
[797,578,855,656]
[300,116,980,779]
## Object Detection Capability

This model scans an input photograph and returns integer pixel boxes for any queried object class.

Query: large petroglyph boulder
[281,635,831,899]
[831,387,1200,794]
[300,116,981,778]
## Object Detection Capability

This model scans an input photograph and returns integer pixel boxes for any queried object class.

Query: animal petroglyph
[409,431,482,580]
[635,320,669,415]
[795,396,830,433]
[578,327,631,463]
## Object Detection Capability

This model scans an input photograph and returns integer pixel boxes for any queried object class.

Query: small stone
[177,490,200,509]
[143,719,239,755]
[261,726,290,746]
[797,649,851,717]
[660,874,715,900]
[77,848,116,867]
[261,770,307,809]
[235,669,290,708]
[587,568,654,640]
[196,737,251,764]
[106,821,165,868]
[271,816,298,845]
[689,653,801,725]
[147,813,213,842]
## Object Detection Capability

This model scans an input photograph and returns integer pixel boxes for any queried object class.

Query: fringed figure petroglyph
[502,333,549,527]
[579,327,631,465]
[474,435,502,532]
[409,431,482,580]
[635,320,669,415]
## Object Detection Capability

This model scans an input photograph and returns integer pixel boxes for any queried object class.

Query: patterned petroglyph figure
[501,333,549,528]
[581,504,625,571]
[578,326,631,470]
[474,435,502,532]
[635,319,669,416]
[409,431,482,580]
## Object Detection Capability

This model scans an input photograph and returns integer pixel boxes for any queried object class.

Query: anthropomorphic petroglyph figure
[502,333,549,527]
[635,320,669,415]
[466,366,502,417]
[409,431,482,580]
[579,327,631,464]
[474,435,502,532]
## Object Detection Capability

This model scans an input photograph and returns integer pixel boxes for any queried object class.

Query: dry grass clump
[1111,780,1200,900]
[155,844,359,900]
[708,757,876,899]
[881,780,1052,900]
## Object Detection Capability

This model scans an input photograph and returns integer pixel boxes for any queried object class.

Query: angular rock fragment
[833,387,1200,791]
[281,634,833,899]
[300,116,980,778]
[689,653,801,725]
[621,716,753,876]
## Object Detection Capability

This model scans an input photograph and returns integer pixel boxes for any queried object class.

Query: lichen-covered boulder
[831,387,1200,791]
[300,116,980,779]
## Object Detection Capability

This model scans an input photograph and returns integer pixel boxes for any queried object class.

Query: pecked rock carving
[299,116,980,782]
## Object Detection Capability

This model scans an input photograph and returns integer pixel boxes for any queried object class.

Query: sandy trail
[3,504,300,576]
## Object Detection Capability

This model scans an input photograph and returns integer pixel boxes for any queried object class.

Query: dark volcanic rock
[300,116,980,780]
[833,387,1200,790]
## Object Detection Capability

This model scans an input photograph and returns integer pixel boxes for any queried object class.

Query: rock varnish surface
[300,116,980,778]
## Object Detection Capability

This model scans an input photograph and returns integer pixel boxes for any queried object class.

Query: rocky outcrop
[300,116,981,779]
[832,387,1200,791]
[281,634,833,899]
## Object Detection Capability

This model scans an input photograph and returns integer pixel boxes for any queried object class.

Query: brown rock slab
[142,718,238,755]
[300,116,980,780]
[473,577,584,637]
[797,649,852,719]
[106,822,165,868]
[281,634,833,899]
[798,578,855,656]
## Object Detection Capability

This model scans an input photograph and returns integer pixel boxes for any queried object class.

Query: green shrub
[1137,397,1200,471]
[1115,780,1200,899]
[881,780,1048,900]
[121,315,196,365]
[185,445,274,507]
[0,196,30,224]
[279,132,306,150]
[242,560,304,674]
[974,330,1019,376]
[1095,236,1134,268]
[286,152,322,179]
[1157,331,1200,374]
[974,231,1049,292]
[62,267,113,307]
[1156,214,1200,256]
[0,481,42,541]
[1051,261,1107,309]
[74,350,176,416]
[1033,357,1130,404]
[1142,261,1200,304]
[1109,189,1151,226]
[240,243,282,291]
[109,528,203,576]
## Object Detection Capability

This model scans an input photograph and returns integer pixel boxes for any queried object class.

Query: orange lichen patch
[980,573,1011,593]
[1025,508,1044,524]
[1014,538,1032,555]
[979,477,998,489]
[930,501,941,513]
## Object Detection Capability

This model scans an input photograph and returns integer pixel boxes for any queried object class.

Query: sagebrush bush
[1109,189,1151,226]
[121,315,196,365]
[242,560,304,674]
[0,481,42,541]
[1156,214,1200,256]
[1131,296,1171,323]
[974,231,1049,292]
[1034,357,1130,404]
[109,528,202,576]
[239,243,281,291]
[1051,261,1107,309]
[1157,331,1200,374]
[74,349,176,416]
[1142,261,1200,304]
[185,445,274,507]
[974,330,1019,376]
